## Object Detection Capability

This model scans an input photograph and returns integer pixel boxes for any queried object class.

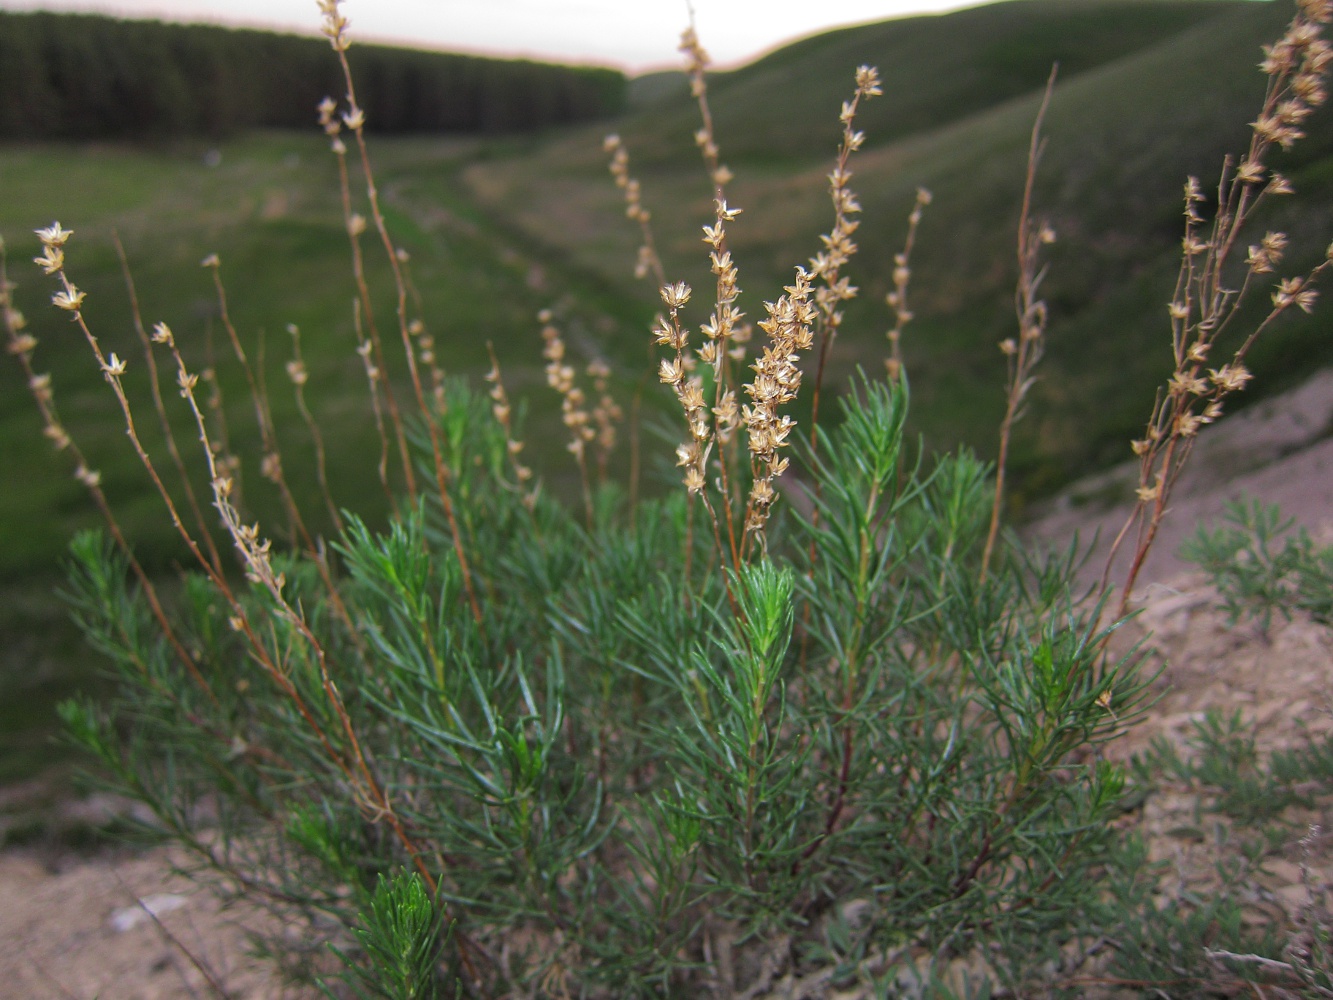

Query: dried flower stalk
[604,134,666,289]
[1105,0,1333,610]
[317,0,482,626]
[318,95,417,503]
[981,67,1058,581]
[10,233,211,697]
[541,311,597,527]
[484,342,536,508]
[885,188,932,382]
[807,66,882,440]
[286,323,342,532]
[743,269,815,551]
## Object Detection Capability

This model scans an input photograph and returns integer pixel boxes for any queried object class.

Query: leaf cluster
[1181,497,1333,636]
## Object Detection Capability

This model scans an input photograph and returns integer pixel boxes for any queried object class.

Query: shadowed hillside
[465,0,1333,500]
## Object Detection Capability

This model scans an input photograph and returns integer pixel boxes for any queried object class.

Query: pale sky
[0,0,991,72]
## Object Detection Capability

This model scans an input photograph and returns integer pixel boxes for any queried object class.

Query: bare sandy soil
[3,372,1333,999]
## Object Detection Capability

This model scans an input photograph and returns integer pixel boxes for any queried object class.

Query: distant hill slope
[0,11,626,140]
[465,0,1333,501]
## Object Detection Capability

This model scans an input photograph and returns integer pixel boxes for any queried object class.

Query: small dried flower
[102,352,127,376]
[1268,172,1295,195]
[151,322,174,345]
[1273,275,1318,311]
[1236,159,1265,184]
[35,222,73,247]
[1182,235,1208,256]
[8,332,37,355]
[1208,363,1253,392]
[51,286,85,312]
[43,424,71,450]
[33,246,64,275]
[661,281,691,309]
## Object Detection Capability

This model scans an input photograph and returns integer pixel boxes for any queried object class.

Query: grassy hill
[464,0,1333,501]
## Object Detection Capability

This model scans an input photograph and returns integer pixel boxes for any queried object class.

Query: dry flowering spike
[809,66,882,387]
[286,324,341,531]
[485,343,537,508]
[679,24,733,191]
[743,268,815,544]
[1106,0,1333,609]
[540,312,597,524]
[317,0,351,52]
[655,282,714,497]
[885,188,932,381]
[604,134,665,286]
[978,70,1058,579]
[681,14,751,412]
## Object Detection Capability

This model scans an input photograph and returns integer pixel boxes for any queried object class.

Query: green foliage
[326,872,452,1000]
[1101,836,1292,1000]
[0,11,625,141]
[1181,497,1333,634]
[1132,707,1333,827]
[1100,709,1333,998]
[53,372,1153,995]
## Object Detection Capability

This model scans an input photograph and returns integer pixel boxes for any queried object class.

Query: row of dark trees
[0,11,627,140]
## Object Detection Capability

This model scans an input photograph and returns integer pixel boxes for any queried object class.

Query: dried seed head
[51,286,85,312]
[35,222,72,247]
[661,281,691,309]
[8,332,37,355]
[33,246,64,275]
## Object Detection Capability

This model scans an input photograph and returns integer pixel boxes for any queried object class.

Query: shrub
[1182,496,1333,635]
[4,0,1333,995]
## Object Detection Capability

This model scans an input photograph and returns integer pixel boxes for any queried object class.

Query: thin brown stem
[287,324,343,533]
[980,65,1057,582]
[333,62,483,626]
[113,235,223,574]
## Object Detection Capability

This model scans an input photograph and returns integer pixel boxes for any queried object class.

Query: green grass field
[4,0,1332,791]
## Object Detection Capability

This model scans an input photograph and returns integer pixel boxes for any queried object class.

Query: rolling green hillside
[465,0,1333,500]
